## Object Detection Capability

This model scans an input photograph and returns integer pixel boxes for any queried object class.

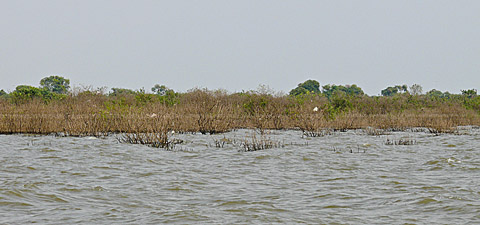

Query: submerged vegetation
[1,76,479,150]
[385,138,417,145]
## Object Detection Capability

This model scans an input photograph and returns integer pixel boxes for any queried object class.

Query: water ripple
[1,131,480,224]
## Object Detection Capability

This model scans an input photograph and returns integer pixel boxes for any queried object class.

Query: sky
[1,0,479,96]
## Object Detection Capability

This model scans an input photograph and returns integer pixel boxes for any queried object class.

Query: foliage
[10,85,44,101]
[381,85,408,96]
[255,84,276,96]
[409,84,423,96]
[242,94,270,115]
[322,84,364,99]
[41,89,66,101]
[323,93,353,120]
[134,92,156,106]
[158,89,179,106]
[2,81,480,135]
[463,96,480,111]
[110,88,136,96]
[331,96,352,111]
[462,89,477,98]
[9,85,65,103]
[152,84,169,96]
[289,80,321,96]
[289,91,320,106]
[150,84,178,105]
[0,89,7,97]
[40,75,70,94]
[426,89,450,99]
[460,89,479,111]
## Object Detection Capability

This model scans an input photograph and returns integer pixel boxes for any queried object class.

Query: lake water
[1,128,480,224]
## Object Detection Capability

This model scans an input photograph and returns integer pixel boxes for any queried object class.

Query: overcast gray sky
[1,0,479,95]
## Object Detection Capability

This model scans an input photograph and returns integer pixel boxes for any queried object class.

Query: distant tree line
[287,79,476,100]
[289,80,364,99]
[0,75,177,105]
[0,76,477,106]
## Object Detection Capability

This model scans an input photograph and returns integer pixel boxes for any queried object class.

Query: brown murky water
[1,128,480,224]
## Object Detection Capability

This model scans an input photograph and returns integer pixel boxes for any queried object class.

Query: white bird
[313,107,319,112]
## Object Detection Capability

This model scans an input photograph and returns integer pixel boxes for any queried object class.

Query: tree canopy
[381,85,408,96]
[409,84,423,96]
[322,84,364,99]
[152,84,169,96]
[110,88,136,96]
[12,85,44,98]
[462,89,477,98]
[426,89,450,99]
[40,75,70,94]
[289,80,321,96]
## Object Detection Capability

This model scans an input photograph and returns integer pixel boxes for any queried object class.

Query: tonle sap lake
[1,128,480,224]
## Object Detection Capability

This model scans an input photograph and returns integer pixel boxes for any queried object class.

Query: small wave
[165,186,193,192]
[217,200,249,206]
[447,158,461,163]
[416,198,439,204]
[0,201,33,207]
[58,187,83,193]
[324,205,349,209]
[37,193,68,203]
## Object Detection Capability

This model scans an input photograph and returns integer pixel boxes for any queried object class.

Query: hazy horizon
[1,0,479,95]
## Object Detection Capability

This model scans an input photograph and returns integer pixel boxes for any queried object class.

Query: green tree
[381,85,408,96]
[426,89,450,99]
[426,89,443,98]
[289,79,320,96]
[151,84,169,96]
[10,85,44,103]
[40,75,70,94]
[409,84,423,96]
[344,84,364,96]
[461,89,477,98]
[13,85,43,97]
[0,89,7,97]
[110,88,136,96]
[322,84,364,99]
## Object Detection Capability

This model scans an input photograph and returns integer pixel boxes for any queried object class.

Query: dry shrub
[239,131,284,152]
[1,90,480,138]
[385,138,416,145]
[118,131,175,149]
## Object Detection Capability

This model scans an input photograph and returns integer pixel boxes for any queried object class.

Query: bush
[0,89,7,98]
[110,88,136,96]
[10,85,44,103]
[10,85,65,103]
